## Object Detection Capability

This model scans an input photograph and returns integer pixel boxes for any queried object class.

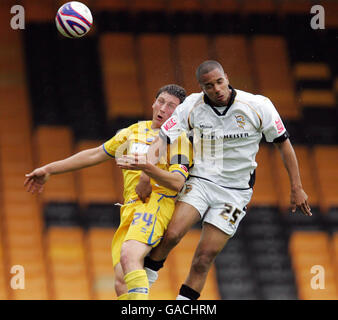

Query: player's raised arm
[24,145,110,194]
[274,139,312,216]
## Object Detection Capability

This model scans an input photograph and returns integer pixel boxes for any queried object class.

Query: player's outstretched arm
[274,139,312,216]
[24,146,110,194]
[117,154,185,192]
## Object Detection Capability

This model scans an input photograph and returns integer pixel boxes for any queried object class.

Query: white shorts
[178,177,253,237]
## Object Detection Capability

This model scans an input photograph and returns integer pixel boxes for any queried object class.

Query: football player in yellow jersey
[24,84,192,300]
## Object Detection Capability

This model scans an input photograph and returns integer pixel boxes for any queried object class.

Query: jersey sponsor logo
[179,164,188,173]
[275,118,285,134]
[199,123,213,129]
[235,115,245,129]
[163,117,177,131]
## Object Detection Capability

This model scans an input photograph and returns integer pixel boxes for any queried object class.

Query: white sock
[144,267,158,288]
[176,294,191,300]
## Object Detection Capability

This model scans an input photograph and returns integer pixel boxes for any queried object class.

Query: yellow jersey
[103,121,193,203]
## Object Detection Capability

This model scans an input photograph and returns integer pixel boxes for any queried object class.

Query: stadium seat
[0,238,9,300]
[289,231,338,299]
[47,227,92,300]
[149,264,176,300]
[252,36,300,119]
[313,146,338,212]
[75,140,118,206]
[21,0,56,22]
[175,34,210,94]
[241,0,276,14]
[93,0,127,11]
[298,90,336,108]
[167,229,221,300]
[138,34,176,119]
[129,0,167,12]
[168,0,202,12]
[99,33,144,120]
[87,228,116,300]
[203,0,239,13]
[271,145,319,211]
[34,126,77,202]
[250,145,279,206]
[294,63,331,81]
[212,35,255,93]
[278,0,312,15]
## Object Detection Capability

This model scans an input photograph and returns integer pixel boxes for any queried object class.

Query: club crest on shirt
[235,115,246,129]
[184,184,192,194]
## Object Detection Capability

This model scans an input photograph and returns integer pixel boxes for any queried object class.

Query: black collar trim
[203,85,237,117]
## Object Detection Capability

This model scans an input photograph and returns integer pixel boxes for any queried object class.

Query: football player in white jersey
[120,60,312,300]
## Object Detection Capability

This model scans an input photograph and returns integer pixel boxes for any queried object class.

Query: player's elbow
[172,176,186,192]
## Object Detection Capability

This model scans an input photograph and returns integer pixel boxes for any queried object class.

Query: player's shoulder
[180,92,204,108]
[125,120,149,132]
[235,89,272,108]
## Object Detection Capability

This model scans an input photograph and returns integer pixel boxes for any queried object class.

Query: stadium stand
[0,0,337,300]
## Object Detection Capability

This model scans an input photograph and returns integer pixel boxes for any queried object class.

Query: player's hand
[290,187,312,216]
[24,167,50,194]
[116,154,148,170]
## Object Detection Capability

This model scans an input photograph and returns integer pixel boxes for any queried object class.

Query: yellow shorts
[112,192,176,267]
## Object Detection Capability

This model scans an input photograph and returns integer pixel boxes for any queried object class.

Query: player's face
[152,92,180,128]
[200,68,231,107]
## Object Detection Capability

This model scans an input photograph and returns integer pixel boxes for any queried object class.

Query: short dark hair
[196,60,225,83]
[156,84,186,104]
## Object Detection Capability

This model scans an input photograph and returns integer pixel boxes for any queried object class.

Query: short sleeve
[259,96,287,143]
[159,94,197,144]
[168,133,193,169]
[168,164,189,181]
[103,127,131,158]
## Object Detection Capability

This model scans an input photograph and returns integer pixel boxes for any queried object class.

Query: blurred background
[0,0,337,300]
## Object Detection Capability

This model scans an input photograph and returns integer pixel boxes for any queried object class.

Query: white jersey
[159,87,289,190]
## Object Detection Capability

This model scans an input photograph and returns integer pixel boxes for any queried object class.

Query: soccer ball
[55,1,93,38]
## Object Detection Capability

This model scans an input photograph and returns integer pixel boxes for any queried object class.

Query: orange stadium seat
[167,229,221,300]
[0,238,9,300]
[34,126,77,202]
[21,0,56,22]
[175,34,210,94]
[138,34,176,118]
[87,228,116,300]
[47,227,92,300]
[212,35,255,93]
[203,0,239,13]
[320,1,338,28]
[75,140,118,206]
[278,0,312,15]
[100,33,144,119]
[129,0,167,12]
[250,145,279,207]
[298,90,336,108]
[289,231,338,300]
[93,0,128,11]
[168,0,202,12]
[242,0,276,14]
[271,145,319,211]
[251,36,300,119]
[294,63,331,81]
[313,146,338,212]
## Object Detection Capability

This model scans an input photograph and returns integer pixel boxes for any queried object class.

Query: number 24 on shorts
[132,212,154,226]
[220,204,243,225]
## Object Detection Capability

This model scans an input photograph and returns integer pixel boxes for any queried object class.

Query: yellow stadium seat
[100,33,144,119]
[298,90,336,108]
[75,140,118,205]
[138,34,176,118]
[313,146,338,212]
[251,36,300,119]
[250,145,279,206]
[212,35,255,93]
[176,34,210,94]
[271,146,319,211]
